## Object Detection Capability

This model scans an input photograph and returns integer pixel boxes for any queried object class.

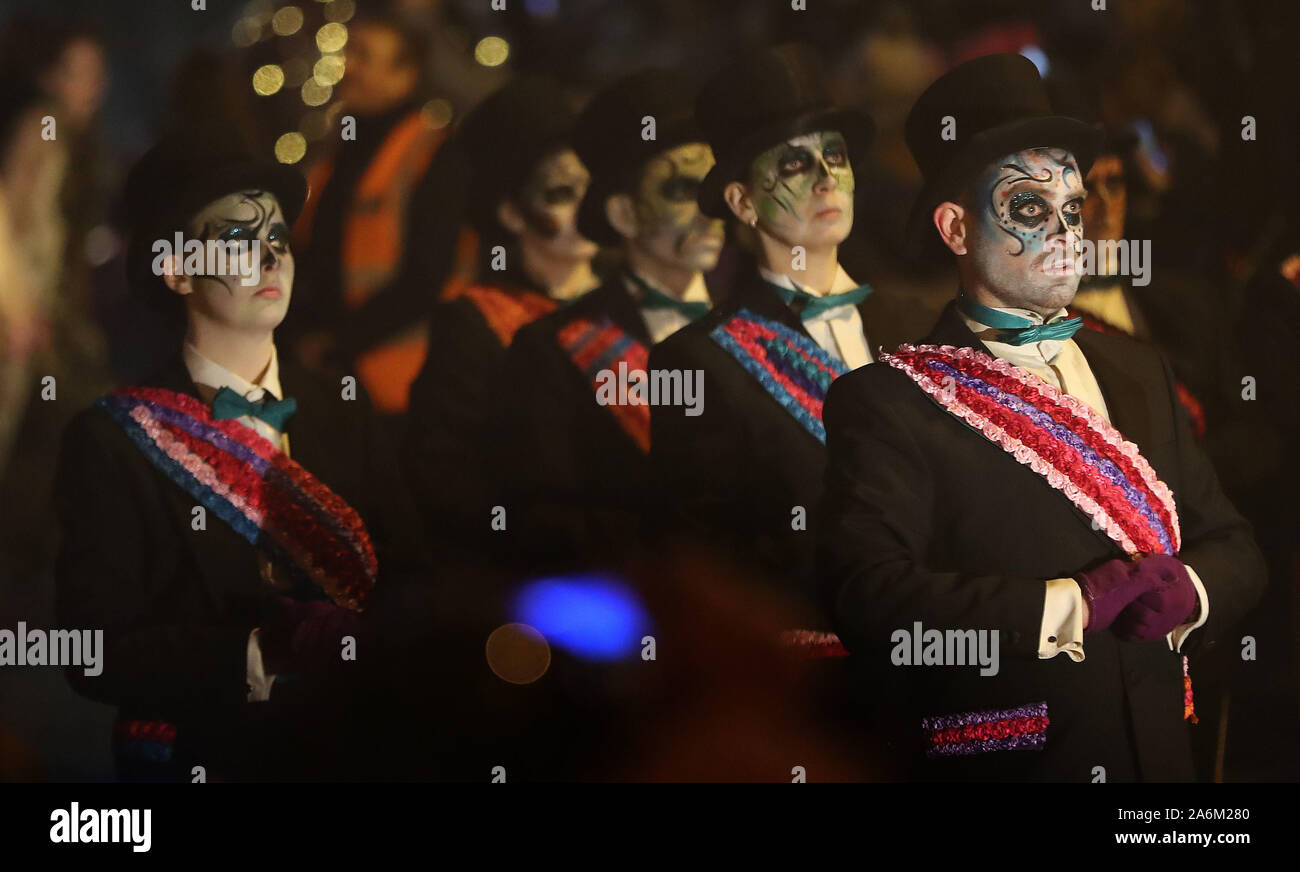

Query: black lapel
[143,354,202,398]
[590,277,653,345]
[921,298,986,349]
[1070,329,1156,452]
[727,270,817,341]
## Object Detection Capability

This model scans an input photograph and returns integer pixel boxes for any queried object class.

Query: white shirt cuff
[1168,564,1210,652]
[1039,577,1086,661]
[246,627,276,703]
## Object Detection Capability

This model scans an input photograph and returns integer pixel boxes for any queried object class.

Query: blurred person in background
[405,76,600,562]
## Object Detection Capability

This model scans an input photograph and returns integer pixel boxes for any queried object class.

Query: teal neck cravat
[627,271,710,321]
[211,385,298,431]
[956,293,1083,346]
[767,280,873,320]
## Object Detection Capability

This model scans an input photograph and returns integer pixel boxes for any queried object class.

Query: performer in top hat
[491,68,725,566]
[649,44,930,634]
[403,76,599,555]
[53,134,427,781]
[818,53,1266,780]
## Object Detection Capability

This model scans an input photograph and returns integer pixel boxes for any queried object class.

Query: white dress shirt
[182,341,286,702]
[759,264,874,369]
[625,271,712,344]
[957,305,1209,661]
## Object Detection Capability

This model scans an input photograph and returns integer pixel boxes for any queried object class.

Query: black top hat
[904,53,1102,253]
[123,134,308,313]
[573,68,704,247]
[455,76,580,237]
[695,43,874,220]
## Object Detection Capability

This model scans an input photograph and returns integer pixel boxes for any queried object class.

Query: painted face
[515,148,599,261]
[185,190,293,332]
[966,147,1086,312]
[748,130,854,249]
[1083,154,1126,273]
[630,142,725,273]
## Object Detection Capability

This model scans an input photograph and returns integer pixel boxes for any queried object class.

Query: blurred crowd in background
[1,0,1298,781]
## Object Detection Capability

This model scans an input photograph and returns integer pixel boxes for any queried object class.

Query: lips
[254,285,282,298]
[814,207,843,219]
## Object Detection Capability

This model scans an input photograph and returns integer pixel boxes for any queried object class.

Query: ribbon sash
[880,344,1181,557]
[557,316,652,453]
[461,285,557,347]
[709,308,849,443]
[96,387,377,611]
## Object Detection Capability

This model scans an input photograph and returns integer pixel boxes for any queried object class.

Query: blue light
[524,0,561,18]
[510,574,650,661]
[1019,45,1050,78]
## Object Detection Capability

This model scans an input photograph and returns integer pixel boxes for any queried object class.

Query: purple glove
[1075,557,1153,632]
[1112,555,1198,642]
[260,597,366,675]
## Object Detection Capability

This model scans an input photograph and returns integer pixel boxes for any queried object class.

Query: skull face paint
[515,148,599,261]
[967,147,1086,313]
[630,142,725,273]
[185,190,293,332]
[748,130,854,250]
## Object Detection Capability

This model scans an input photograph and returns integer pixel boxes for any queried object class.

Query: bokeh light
[420,98,453,130]
[486,623,551,685]
[271,6,305,36]
[474,36,510,67]
[301,77,333,106]
[313,54,345,86]
[252,64,285,96]
[510,574,649,661]
[323,0,356,23]
[274,132,307,164]
[316,22,348,53]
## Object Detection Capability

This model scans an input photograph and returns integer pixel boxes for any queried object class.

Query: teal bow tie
[769,281,873,320]
[956,294,1083,346]
[211,385,298,431]
[628,272,711,321]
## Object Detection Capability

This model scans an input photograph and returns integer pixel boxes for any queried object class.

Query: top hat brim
[576,115,708,248]
[904,115,1102,260]
[697,106,874,221]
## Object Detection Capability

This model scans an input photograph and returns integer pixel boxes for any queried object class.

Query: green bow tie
[628,272,710,321]
[956,294,1083,346]
[211,385,298,431]
[768,281,873,320]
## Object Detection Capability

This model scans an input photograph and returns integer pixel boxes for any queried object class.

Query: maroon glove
[259,597,366,675]
[1075,557,1154,632]
[1112,555,1198,642]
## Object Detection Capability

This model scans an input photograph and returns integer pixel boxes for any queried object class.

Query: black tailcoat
[53,351,428,780]
[492,278,654,566]
[648,269,931,620]
[817,300,1267,781]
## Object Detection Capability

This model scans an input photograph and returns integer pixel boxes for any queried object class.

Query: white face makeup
[179,190,294,333]
[966,147,1086,312]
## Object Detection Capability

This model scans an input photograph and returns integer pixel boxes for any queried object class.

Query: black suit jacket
[648,269,932,621]
[53,350,427,779]
[817,300,1267,781]
[492,278,654,566]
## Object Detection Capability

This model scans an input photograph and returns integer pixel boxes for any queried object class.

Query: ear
[604,193,639,241]
[497,199,526,236]
[723,180,755,227]
[932,201,969,256]
[160,255,193,296]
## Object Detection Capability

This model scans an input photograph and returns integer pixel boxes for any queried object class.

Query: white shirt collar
[183,341,283,402]
[624,269,711,304]
[758,263,858,297]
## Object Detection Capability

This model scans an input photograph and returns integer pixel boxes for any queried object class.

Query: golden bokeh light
[485,623,551,685]
[323,0,356,23]
[252,64,286,96]
[271,6,304,36]
[315,22,348,53]
[301,77,333,107]
[313,54,346,86]
[274,132,307,164]
[420,98,453,130]
[474,36,509,67]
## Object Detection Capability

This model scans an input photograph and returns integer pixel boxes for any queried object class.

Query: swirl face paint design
[185,190,294,332]
[748,130,854,250]
[631,141,725,274]
[968,147,1086,314]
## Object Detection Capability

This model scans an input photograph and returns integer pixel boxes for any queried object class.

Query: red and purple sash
[709,309,849,443]
[557,316,651,453]
[95,387,377,611]
[881,344,1181,557]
